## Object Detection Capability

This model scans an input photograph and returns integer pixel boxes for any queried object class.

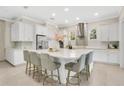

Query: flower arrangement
[53,33,64,41]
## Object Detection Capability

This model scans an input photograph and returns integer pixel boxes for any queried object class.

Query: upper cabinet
[99,22,119,41]
[109,22,119,41]
[11,22,34,42]
[99,24,109,41]
[35,24,48,35]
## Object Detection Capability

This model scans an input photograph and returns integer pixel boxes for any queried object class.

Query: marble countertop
[30,49,93,60]
[72,46,120,51]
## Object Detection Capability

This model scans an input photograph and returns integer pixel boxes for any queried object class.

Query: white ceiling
[0,6,122,26]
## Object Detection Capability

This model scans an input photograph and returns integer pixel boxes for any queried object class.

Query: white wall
[0,21,5,61]
[119,7,124,68]
[4,22,15,48]
[47,23,60,49]
[60,25,78,47]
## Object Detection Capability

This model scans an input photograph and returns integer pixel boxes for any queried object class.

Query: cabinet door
[11,23,20,41]
[11,24,15,41]
[36,24,47,35]
[24,23,34,41]
[108,51,119,64]
[11,22,34,42]
[13,50,25,65]
[19,22,25,41]
[109,23,119,41]
[99,24,109,41]
[93,50,108,63]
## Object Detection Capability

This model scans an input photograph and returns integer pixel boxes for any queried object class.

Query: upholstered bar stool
[84,52,93,80]
[40,53,61,85]
[65,54,86,86]
[23,50,31,75]
[30,51,43,82]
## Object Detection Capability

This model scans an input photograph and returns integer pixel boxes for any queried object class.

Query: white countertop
[30,49,93,60]
[72,46,120,51]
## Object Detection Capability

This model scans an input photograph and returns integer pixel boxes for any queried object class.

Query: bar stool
[84,52,93,80]
[40,53,61,85]
[23,50,31,75]
[65,54,86,86]
[30,51,43,82]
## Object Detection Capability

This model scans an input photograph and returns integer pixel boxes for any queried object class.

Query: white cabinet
[99,24,109,41]
[99,22,119,41]
[108,51,120,64]
[11,22,19,41]
[5,48,25,66]
[24,23,34,41]
[109,23,119,41]
[93,49,120,64]
[35,24,48,35]
[93,50,108,63]
[11,22,34,42]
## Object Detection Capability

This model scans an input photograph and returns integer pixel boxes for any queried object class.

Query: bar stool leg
[37,67,41,82]
[51,71,53,79]
[43,69,48,85]
[45,69,47,75]
[87,64,90,76]
[66,70,70,86]
[77,72,80,85]
[57,68,61,84]
[25,61,28,74]
[86,65,89,80]
[33,65,35,78]
[29,63,32,75]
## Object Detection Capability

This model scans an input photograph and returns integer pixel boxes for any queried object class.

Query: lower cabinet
[93,49,120,64]
[5,48,25,66]
[93,50,108,63]
[108,51,120,64]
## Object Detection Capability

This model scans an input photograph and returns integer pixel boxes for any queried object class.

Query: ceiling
[0,6,122,26]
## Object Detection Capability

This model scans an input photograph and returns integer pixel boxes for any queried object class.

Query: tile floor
[0,61,124,86]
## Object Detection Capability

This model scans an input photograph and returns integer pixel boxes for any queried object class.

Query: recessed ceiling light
[94,12,99,16]
[52,13,56,17]
[76,17,80,20]
[64,8,69,12]
[65,20,69,23]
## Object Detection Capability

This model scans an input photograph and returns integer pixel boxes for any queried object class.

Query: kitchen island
[30,49,93,84]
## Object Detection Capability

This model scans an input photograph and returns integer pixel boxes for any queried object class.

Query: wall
[4,22,15,48]
[60,25,77,47]
[119,7,124,68]
[47,23,60,49]
[87,17,119,49]
[0,21,15,61]
[60,24,88,47]
[0,21,5,61]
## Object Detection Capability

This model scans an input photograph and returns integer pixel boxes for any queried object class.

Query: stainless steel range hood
[76,23,88,46]
[77,23,85,38]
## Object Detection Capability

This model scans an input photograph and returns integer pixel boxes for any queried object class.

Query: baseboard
[4,60,25,67]
[0,60,6,62]
[94,61,120,66]
[4,60,15,67]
